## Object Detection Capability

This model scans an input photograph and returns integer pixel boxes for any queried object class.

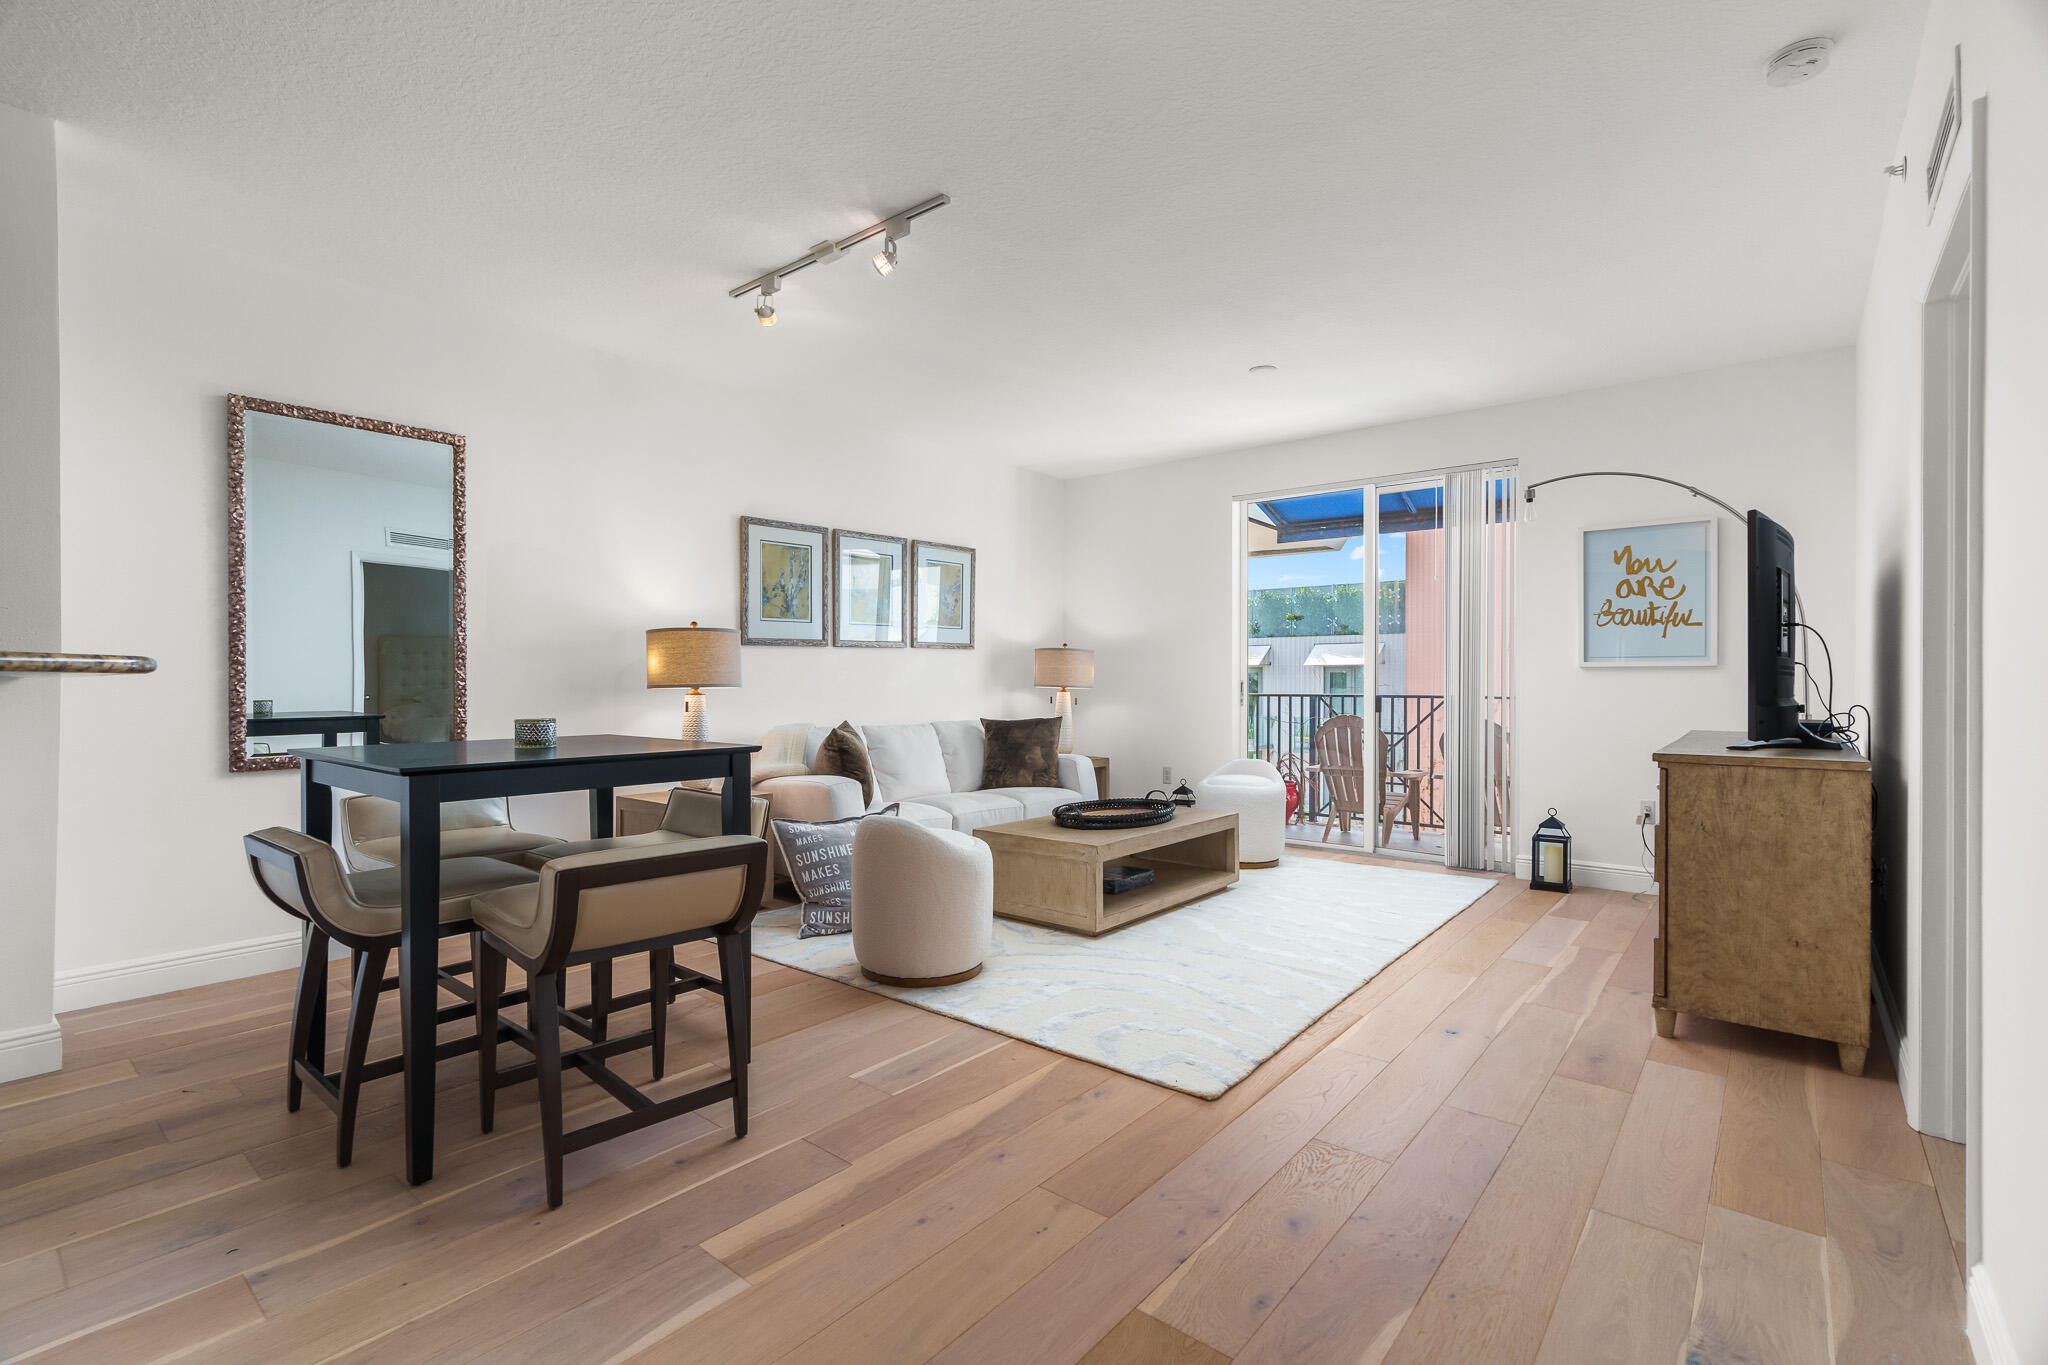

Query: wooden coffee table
[973,809,1239,936]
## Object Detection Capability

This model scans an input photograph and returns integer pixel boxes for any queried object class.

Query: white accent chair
[850,817,995,987]
[1195,758,1288,867]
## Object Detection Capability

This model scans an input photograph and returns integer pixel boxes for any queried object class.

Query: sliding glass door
[1240,467,1513,871]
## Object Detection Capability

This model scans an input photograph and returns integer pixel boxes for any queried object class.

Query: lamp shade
[647,624,741,688]
[1033,644,1094,690]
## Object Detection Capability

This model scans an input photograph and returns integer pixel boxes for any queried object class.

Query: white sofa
[755,720,1098,838]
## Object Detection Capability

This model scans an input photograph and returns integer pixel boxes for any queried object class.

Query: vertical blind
[1443,467,1516,872]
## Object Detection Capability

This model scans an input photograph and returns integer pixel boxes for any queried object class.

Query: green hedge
[1248,582,1402,637]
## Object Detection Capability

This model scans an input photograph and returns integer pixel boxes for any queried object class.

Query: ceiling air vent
[1925,47,1961,205]
[385,528,453,552]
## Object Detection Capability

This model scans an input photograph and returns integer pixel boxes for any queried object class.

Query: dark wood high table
[249,709,383,746]
[290,734,759,1184]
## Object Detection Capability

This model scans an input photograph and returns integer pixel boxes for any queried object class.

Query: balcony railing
[1249,692,1447,831]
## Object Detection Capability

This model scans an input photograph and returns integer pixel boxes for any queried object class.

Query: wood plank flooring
[0,860,1970,1363]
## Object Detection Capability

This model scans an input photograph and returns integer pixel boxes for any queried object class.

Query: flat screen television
[1734,509,1839,749]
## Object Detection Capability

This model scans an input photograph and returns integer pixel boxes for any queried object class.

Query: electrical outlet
[1637,799,1657,827]
[1161,765,1172,784]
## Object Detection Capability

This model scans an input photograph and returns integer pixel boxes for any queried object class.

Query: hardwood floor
[0,857,1971,1363]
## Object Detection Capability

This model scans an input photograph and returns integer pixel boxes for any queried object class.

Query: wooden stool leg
[650,948,673,1081]
[531,972,566,1208]
[588,959,612,1042]
[336,945,388,1168]
[475,936,505,1134]
[718,929,751,1138]
[287,924,329,1113]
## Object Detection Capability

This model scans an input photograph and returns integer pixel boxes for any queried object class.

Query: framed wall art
[1581,518,1716,666]
[911,540,975,649]
[832,529,907,647]
[740,516,831,646]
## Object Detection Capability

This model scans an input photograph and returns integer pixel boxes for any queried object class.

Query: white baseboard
[0,1019,64,1083]
[1968,1265,2019,1365]
[54,930,309,1013]
[1871,952,1918,1124]
[1514,855,1656,896]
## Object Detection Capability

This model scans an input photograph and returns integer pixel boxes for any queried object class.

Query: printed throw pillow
[812,720,876,806]
[770,803,900,937]
[980,716,1063,789]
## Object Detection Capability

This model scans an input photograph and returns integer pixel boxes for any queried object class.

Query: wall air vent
[385,528,454,552]
[1926,47,1961,205]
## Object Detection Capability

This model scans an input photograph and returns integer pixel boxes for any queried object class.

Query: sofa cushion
[980,716,1063,788]
[911,789,1028,835]
[982,786,1083,820]
[932,720,987,793]
[889,801,958,830]
[862,723,951,804]
[813,721,875,805]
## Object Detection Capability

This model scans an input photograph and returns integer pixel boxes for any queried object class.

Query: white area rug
[752,858,1494,1099]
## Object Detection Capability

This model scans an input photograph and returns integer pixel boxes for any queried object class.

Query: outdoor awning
[1249,485,1445,546]
[1302,643,1367,668]
[1248,645,1272,667]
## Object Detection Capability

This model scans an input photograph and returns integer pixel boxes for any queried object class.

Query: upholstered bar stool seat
[850,817,994,987]
[244,827,539,1168]
[340,795,554,872]
[519,788,769,867]
[469,835,768,1208]
[1195,759,1287,868]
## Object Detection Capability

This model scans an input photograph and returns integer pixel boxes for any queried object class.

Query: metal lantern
[1530,808,1572,893]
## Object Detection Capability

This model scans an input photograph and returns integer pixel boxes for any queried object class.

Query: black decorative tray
[1052,799,1176,830]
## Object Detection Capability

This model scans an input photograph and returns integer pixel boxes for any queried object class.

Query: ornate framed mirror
[227,395,467,772]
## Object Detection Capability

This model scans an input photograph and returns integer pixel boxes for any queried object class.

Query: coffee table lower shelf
[974,809,1241,937]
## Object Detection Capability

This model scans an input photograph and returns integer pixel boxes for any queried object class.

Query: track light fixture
[729,194,948,324]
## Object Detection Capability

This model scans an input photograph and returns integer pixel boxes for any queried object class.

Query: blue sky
[1249,534,1406,590]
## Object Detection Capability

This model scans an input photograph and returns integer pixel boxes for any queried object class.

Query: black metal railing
[1248,692,1447,831]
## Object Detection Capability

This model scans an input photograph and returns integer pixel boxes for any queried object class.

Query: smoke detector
[1766,37,1834,87]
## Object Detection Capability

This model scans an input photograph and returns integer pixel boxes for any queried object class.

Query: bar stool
[516,788,769,1043]
[243,827,539,1166]
[468,835,767,1208]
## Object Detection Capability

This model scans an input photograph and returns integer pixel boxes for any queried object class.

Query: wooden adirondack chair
[1375,724,1428,844]
[1311,713,1414,845]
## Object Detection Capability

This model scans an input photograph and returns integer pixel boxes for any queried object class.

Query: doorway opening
[1240,467,1514,870]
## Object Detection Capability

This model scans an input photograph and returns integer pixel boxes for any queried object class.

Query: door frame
[1909,98,1985,1248]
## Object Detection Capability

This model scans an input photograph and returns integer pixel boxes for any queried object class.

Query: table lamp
[647,623,741,742]
[1033,643,1094,754]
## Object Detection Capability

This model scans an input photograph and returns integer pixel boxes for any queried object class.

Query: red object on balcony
[1283,777,1300,823]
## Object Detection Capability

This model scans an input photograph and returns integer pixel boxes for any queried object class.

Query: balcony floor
[1287,817,1445,859]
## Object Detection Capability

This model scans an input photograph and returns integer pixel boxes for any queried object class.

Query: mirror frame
[226,394,468,773]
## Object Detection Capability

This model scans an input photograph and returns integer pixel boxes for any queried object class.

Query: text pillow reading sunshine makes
[770,804,900,937]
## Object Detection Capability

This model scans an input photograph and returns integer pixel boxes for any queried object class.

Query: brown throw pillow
[813,721,875,805]
[980,716,1062,788]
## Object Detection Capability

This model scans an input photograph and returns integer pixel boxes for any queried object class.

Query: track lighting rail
[728,194,951,300]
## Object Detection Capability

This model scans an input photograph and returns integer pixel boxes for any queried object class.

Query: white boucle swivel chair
[850,817,995,987]
[1196,758,1288,868]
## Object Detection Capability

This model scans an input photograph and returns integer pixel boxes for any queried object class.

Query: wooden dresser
[1652,730,1872,1074]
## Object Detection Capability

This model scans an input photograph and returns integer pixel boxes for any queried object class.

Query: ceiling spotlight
[872,236,898,276]
[754,276,780,327]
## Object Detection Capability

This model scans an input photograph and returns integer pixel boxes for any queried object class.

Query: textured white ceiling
[0,0,1925,475]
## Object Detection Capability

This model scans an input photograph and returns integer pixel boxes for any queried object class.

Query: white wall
[1859,2,2048,1359]
[1064,349,1859,888]
[0,104,65,1081]
[51,137,1066,1006]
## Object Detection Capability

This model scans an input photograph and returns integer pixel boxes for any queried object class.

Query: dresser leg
[1653,1007,1678,1039]
[1837,1043,1868,1076]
